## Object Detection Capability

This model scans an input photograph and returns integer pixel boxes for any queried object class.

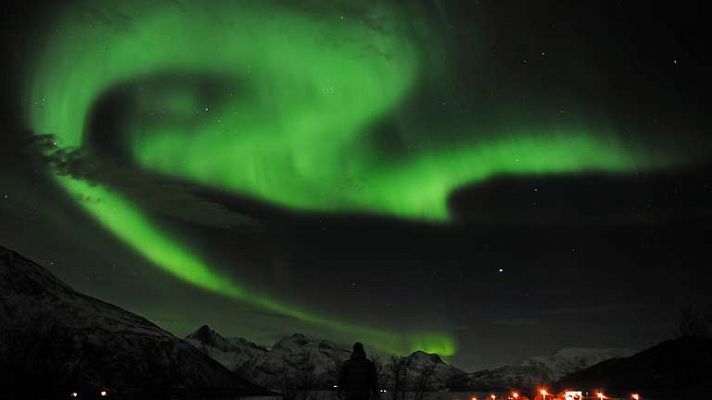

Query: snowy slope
[186,326,465,390]
[187,326,349,389]
[400,350,465,389]
[0,245,269,398]
[468,347,634,389]
[185,324,630,391]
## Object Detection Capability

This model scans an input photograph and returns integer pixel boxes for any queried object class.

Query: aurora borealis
[25,0,688,220]
[2,0,711,368]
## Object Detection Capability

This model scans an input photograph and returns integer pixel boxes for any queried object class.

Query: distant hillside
[557,336,712,398]
[467,348,634,390]
[0,246,270,399]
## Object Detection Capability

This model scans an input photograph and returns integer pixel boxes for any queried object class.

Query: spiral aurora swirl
[23,0,686,355]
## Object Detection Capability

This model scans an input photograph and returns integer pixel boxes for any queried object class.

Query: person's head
[352,342,366,358]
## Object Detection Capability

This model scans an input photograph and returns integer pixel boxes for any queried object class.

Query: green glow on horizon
[23,0,684,356]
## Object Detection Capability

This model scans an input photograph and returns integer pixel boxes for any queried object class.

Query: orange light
[512,392,519,399]
[597,392,605,400]
[540,389,548,396]
[491,395,496,400]
[631,394,640,400]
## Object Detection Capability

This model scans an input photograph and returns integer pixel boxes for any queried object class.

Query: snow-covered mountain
[399,350,465,389]
[185,326,630,391]
[468,347,635,390]
[186,325,465,390]
[187,326,349,390]
[0,245,269,399]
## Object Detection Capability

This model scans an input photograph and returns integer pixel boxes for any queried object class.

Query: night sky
[1,0,711,370]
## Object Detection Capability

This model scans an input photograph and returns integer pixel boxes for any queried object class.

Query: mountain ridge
[185,324,631,391]
[557,336,712,397]
[0,245,270,399]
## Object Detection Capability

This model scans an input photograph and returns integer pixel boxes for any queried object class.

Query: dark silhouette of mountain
[557,336,712,398]
[0,245,271,399]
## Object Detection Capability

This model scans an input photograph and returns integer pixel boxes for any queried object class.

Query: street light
[540,388,548,400]
[597,392,605,400]
[631,394,640,400]
[491,394,496,400]
[512,392,519,399]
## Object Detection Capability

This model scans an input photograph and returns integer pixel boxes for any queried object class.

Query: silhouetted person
[337,342,378,400]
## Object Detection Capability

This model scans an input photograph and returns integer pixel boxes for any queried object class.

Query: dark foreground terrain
[2,245,710,399]
[0,245,271,399]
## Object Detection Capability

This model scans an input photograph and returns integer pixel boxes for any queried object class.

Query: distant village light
[631,394,640,400]
[70,392,78,398]
[540,388,549,400]
[100,390,108,397]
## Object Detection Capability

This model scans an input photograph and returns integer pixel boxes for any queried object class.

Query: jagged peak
[186,324,233,352]
[273,333,314,349]
[407,350,445,364]
[188,324,222,339]
[230,336,269,352]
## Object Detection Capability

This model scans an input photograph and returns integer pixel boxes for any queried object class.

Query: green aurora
[22,0,689,355]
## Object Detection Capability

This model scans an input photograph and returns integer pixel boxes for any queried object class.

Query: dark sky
[1,0,711,370]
